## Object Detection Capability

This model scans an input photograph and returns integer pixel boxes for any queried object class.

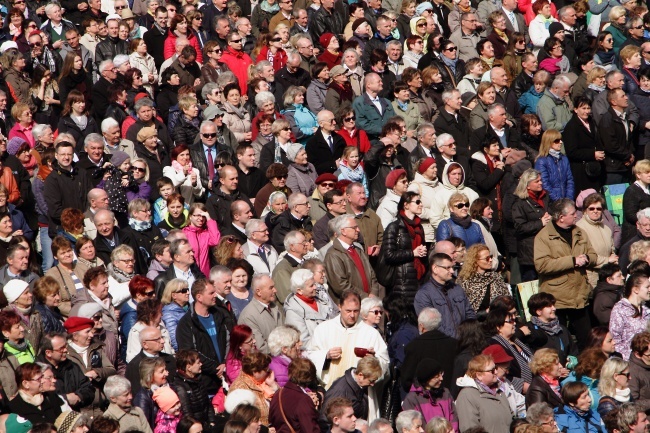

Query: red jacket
[256,46,288,72]
[163,30,204,64]
[220,48,254,95]
[336,127,371,154]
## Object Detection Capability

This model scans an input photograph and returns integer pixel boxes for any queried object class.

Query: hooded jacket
[182,219,221,277]
[429,162,480,230]
[407,172,439,242]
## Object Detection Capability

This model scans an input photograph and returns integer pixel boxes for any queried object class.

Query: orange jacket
[0,166,20,204]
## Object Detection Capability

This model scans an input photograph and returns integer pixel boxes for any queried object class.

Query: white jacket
[162,166,205,206]
[376,189,402,229]
[129,52,159,96]
[408,172,439,242]
[429,163,480,230]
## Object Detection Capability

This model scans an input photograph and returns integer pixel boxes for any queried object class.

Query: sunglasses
[417,23,426,27]
[454,202,470,209]
[131,167,145,173]
[216,162,226,167]
[344,116,356,122]
[202,133,217,138]
[409,200,422,205]
[634,25,644,29]
[320,182,335,187]
[587,206,603,211]
[271,37,282,42]
[115,5,126,9]
[553,139,562,144]
[369,309,383,315]
[445,46,457,51]
[275,175,288,180]
[176,288,190,294]
[144,291,155,296]
[282,127,291,131]
[231,38,242,43]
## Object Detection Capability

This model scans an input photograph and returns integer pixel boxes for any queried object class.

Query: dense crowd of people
[1,0,650,432]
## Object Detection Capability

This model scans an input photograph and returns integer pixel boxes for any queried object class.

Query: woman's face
[616,14,626,25]
[470,62,484,77]
[40,368,57,392]
[172,285,190,305]
[541,3,551,17]
[188,423,204,433]
[527,175,543,192]
[241,334,257,354]
[476,249,493,271]
[78,241,96,261]
[486,143,501,158]
[481,41,495,59]
[245,419,262,433]
[294,92,305,105]
[575,103,591,121]
[346,150,360,168]
[73,56,83,70]
[17,148,30,164]
[450,198,469,218]
[312,265,326,285]
[251,368,269,382]
[183,101,199,118]
[271,196,288,213]
[318,66,330,81]
[405,194,423,216]
[190,211,207,228]
[231,268,248,289]
[442,44,457,60]
[169,73,181,86]
[408,73,422,89]
[259,121,272,136]
[177,19,188,33]
[44,291,61,308]
[294,149,308,165]
[601,35,614,50]
[493,16,507,31]
[119,158,131,172]
[405,2,416,15]
[574,391,592,411]
[298,278,317,298]
[132,73,143,88]
[627,52,642,69]
[602,332,616,355]
[423,163,437,180]
[480,87,496,105]
[448,167,463,187]
[168,200,184,219]
[6,322,24,342]
[260,101,275,115]
[476,363,498,387]
[545,358,562,378]
[585,200,603,222]
[227,89,241,106]
[118,25,129,40]
[344,51,358,68]
[283,340,302,359]
[636,277,650,302]
[551,137,562,151]
[426,372,444,389]
[614,369,630,389]
[364,305,383,326]
[114,255,135,274]
[137,40,148,55]
[74,327,94,347]
[138,105,154,122]
[176,149,190,166]
[57,247,75,266]
[19,109,32,125]
[152,366,169,386]
[278,27,289,42]
[22,371,43,394]
[234,243,244,259]
[497,315,517,339]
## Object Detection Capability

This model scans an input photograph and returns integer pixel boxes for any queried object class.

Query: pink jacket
[182,219,221,276]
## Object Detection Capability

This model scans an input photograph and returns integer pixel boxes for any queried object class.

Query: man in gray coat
[238,274,284,354]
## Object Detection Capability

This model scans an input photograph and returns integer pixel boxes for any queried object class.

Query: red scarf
[296,293,318,311]
[528,189,547,208]
[399,210,426,280]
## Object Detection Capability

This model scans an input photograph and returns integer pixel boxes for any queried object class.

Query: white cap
[3,279,29,305]
[0,41,18,53]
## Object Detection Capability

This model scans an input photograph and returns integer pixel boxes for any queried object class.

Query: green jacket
[391,100,423,132]
[536,89,572,132]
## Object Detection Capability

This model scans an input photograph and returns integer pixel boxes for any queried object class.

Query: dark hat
[110,150,130,168]
[512,159,532,178]
[549,22,564,38]
[415,358,443,386]
[385,168,407,188]
[63,317,95,334]
[352,18,367,33]
[461,91,477,107]
[315,173,338,184]
[482,344,514,364]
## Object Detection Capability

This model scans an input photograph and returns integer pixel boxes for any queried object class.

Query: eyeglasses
[231,38,242,43]
[144,291,155,297]
[332,199,348,205]
[369,309,383,315]
[216,162,226,168]
[202,133,217,138]
[194,16,203,20]
[633,25,644,29]
[344,116,356,122]
[275,175,288,180]
[211,48,221,53]
[504,318,517,324]
[409,200,422,205]
[295,202,309,206]
[120,258,135,263]
[115,5,127,9]
[28,376,44,382]
[436,264,454,270]
[587,206,603,211]
[131,167,146,173]
[176,288,190,294]
[13,1,24,4]
[454,202,470,209]
[144,336,165,342]
[481,366,497,373]
[92,314,102,321]
[479,255,493,261]
[417,22,426,27]
[30,42,42,47]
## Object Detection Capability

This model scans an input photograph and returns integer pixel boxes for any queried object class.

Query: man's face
[613,89,629,110]
[297,37,313,57]
[175,243,196,266]
[8,250,28,272]
[217,20,231,38]
[387,45,401,61]
[12,0,26,12]
[347,186,368,208]
[256,276,277,304]
[95,214,115,237]
[489,107,507,129]
[237,18,252,35]
[631,412,649,433]
[420,127,437,148]
[561,7,577,26]
[319,113,337,133]
[377,19,392,37]
[608,73,625,90]
[29,35,43,57]
[156,11,168,28]
[553,83,570,99]
[201,124,218,147]
[66,31,80,48]
[197,282,218,307]
[238,148,256,168]
[142,329,165,354]
[220,168,238,192]
[279,0,292,12]
[86,141,104,162]
[340,298,360,326]
[55,146,74,169]
[432,259,454,283]
[522,56,539,73]
[251,224,269,243]
[366,76,383,94]
[0,95,7,111]
[340,219,360,243]
[102,62,117,80]
[235,204,253,225]
[327,194,348,216]
[104,126,121,145]
[336,407,357,433]
[47,5,62,21]
[559,206,577,227]
[261,65,275,81]
[91,191,110,210]
[446,92,462,112]
[292,197,311,217]
[47,336,68,364]
[462,14,478,31]
[491,68,508,87]
[107,20,119,37]
[637,217,650,237]
[213,272,232,297]
[502,0,516,10]
[296,10,308,27]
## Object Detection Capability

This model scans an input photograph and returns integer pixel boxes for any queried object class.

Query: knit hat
[461,91,477,107]
[329,65,346,78]
[482,344,514,364]
[63,317,95,334]
[3,279,29,305]
[152,386,180,413]
[55,411,85,433]
[548,22,564,38]
[70,302,102,319]
[203,105,225,121]
[7,137,27,156]
[137,126,158,143]
[286,143,304,162]
[418,157,436,174]
[110,151,130,168]
[351,18,367,33]
[5,414,32,433]
[319,33,335,49]
[315,173,337,184]
[416,2,433,16]
[385,168,407,188]
[415,358,442,386]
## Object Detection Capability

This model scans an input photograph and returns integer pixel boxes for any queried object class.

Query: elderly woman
[361,297,384,330]
[283,268,331,346]
[45,236,88,318]
[582,67,607,102]
[251,92,282,141]
[281,86,318,145]
[104,375,150,431]
[528,0,557,55]
[403,358,458,425]
[33,276,65,334]
[106,244,136,308]
[133,357,170,429]
[8,102,35,149]
[539,37,571,75]
[134,125,171,193]
[4,51,35,113]
[64,315,116,419]
[256,162,293,217]
[555,381,603,433]
[324,65,354,114]
[436,192,485,247]
[458,244,510,315]
[403,35,425,69]
[252,113,275,160]
[342,49,364,98]
[285,143,317,196]
[511,168,551,282]
[32,123,55,157]
[0,309,36,364]
[598,357,631,419]
[225,324,257,384]
[455,354,514,432]
[222,83,252,144]
[126,299,174,363]
[609,273,650,360]
[161,279,190,352]
[526,348,564,409]
[268,326,302,388]
[8,362,62,424]
[535,130,574,201]
[229,352,279,426]
[171,96,202,147]
[162,144,204,206]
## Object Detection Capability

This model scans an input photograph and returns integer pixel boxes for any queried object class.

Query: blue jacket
[413,278,476,339]
[119,300,138,360]
[162,302,187,351]
[554,405,604,433]
[535,154,575,201]
[518,86,544,115]
[435,217,485,248]
[561,372,601,411]
[281,104,318,144]
[8,203,33,241]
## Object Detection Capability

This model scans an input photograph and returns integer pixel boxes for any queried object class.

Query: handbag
[584,161,602,177]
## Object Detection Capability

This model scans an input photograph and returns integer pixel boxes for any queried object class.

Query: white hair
[418,307,442,332]
[101,117,120,133]
[267,326,300,356]
[360,297,383,318]
[435,133,454,149]
[290,269,314,294]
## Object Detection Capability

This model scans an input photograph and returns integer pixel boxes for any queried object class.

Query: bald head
[139,326,163,354]
[88,188,109,211]
[434,240,455,256]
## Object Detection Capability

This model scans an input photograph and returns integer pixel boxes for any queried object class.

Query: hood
[575,188,598,208]
[593,281,622,296]
[440,160,466,190]
[456,375,478,389]
[412,171,439,188]
[410,16,427,35]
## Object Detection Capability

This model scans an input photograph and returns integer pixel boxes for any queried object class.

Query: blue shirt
[197,313,222,362]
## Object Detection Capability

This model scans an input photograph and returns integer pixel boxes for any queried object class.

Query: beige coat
[45,263,90,318]
[222,103,252,143]
[238,298,285,354]
[576,216,614,289]
[104,403,153,433]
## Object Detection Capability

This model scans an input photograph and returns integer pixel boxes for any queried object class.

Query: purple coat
[402,385,459,430]
[270,355,291,388]
[126,181,152,202]
[610,298,650,360]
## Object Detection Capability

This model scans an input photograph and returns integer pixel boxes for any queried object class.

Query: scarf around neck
[400,210,426,279]
[441,54,458,73]
[450,213,472,229]
[615,387,631,403]
[107,262,134,283]
[129,217,151,231]
[260,0,280,13]
[531,315,562,335]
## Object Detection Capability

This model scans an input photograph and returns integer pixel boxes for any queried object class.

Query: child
[152,386,182,433]
[152,177,175,226]
[518,70,550,115]
[391,82,422,133]
[337,146,369,196]
[104,151,137,228]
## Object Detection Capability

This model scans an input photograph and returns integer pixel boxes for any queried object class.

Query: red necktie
[207,148,215,180]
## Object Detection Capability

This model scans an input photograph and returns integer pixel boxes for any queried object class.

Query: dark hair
[0,310,22,333]
[161,67,179,84]
[223,82,240,99]
[176,349,200,372]
[156,176,174,190]
[586,326,611,351]
[628,259,650,276]
[456,319,487,355]
[393,81,409,94]
[527,292,556,317]
[573,95,592,110]
[30,424,56,433]
[226,258,254,284]
[632,332,650,355]
[136,298,162,324]
[477,38,491,56]
[339,289,361,306]
[383,291,417,334]
[311,62,329,80]
[83,266,108,289]
[123,67,143,88]
[171,143,190,161]
[266,162,289,179]
[370,48,388,65]
[625,273,649,318]
[543,36,561,54]
[639,67,650,81]
[577,52,595,69]
[401,67,420,84]
[561,381,589,406]
[598,263,622,282]
[398,191,420,211]
[490,295,517,312]
[180,45,197,60]
[175,417,202,433]
[230,404,261,424]
[469,197,492,220]
[483,306,511,335]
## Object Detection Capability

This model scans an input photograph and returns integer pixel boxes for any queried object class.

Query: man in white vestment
[307,289,389,389]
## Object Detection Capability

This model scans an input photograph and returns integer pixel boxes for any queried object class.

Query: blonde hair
[620,45,641,65]
[598,357,629,398]
[425,418,452,433]
[633,159,650,177]
[458,244,490,281]
[609,5,626,20]
[514,169,542,199]
[537,129,562,158]
[447,192,469,208]
[161,278,189,305]
[587,66,606,84]
[629,240,650,262]
[530,348,559,375]
[130,157,150,181]
[467,354,493,378]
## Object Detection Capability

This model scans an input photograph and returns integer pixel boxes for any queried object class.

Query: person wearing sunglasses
[435,191,485,248]
[160,279,191,351]
[457,244,510,315]
[534,129,574,202]
[200,40,228,88]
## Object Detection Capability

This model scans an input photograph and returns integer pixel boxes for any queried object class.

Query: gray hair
[396,410,423,433]
[368,419,392,433]
[267,326,300,356]
[101,117,120,133]
[209,265,232,283]
[418,307,442,332]
[550,198,575,221]
[342,48,359,63]
[32,123,51,141]
[255,91,276,109]
[551,75,571,90]
[104,375,131,399]
[216,71,237,88]
[290,269,314,294]
[169,239,190,259]
[111,244,134,263]
[250,273,272,292]
[627,16,643,29]
[361,297,383,318]
[287,50,301,64]
[416,122,435,140]
[487,103,506,118]
[514,168,542,199]
[175,36,189,49]
[331,214,355,237]
[288,193,307,209]
[133,97,154,112]
[235,17,250,28]
[201,83,220,102]
[283,230,304,252]
[442,89,460,103]
[128,197,151,216]
[292,8,307,18]
[636,208,650,222]
[94,209,115,224]
[557,5,575,19]
[435,133,454,149]
[527,402,555,425]
[44,2,61,16]
[98,60,114,74]
[386,40,402,50]
[618,403,644,433]
[200,120,216,132]
[113,54,130,67]
[84,133,103,148]
[254,61,273,75]
[245,219,265,238]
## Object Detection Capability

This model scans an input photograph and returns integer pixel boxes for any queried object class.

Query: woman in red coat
[255,32,288,72]
[163,14,204,64]
[317,33,343,69]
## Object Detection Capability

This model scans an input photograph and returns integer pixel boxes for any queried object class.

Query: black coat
[91,77,113,122]
[324,368,368,420]
[156,83,179,124]
[76,154,106,188]
[206,188,255,230]
[434,109,470,157]
[133,142,171,201]
[128,119,172,154]
[563,114,604,196]
[524,320,578,365]
[126,351,177,395]
[105,103,129,129]
[310,6,346,49]
[259,139,290,178]
[495,86,522,123]
[172,115,200,147]
[8,391,62,425]
[622,183,650,245]
[154,263,205,300]
[176,305,228,394]
[171,372,216,427]
[94,37,129,68]
[470,152,506,233]
[35,355,96,410]
[270,209,313,253]
[305,129,347,175]
[236,166,267,199]
[401,330,458,392]
[133,388,157,429]
[57,115,101,153]
[592,281,623,326]
[630,87,650,152]
[407,145,433,180]
[95,228,132,267]
[121,224,164,275]
[525,375,564,409]
[512,71,534,99]
[511,194,549,266]
[599,106,634,174]
[383,216,425,303]
[431,58,465,90]
[44,162,91,236]
[188,140,236,193]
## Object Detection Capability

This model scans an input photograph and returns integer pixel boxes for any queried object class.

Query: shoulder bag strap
[278,388,296,433]
[56,266,73,299]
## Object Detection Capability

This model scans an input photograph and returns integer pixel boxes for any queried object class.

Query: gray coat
[238,298,285,354]
[286,163,317,197]
[455,377,514,433]
[306,79,328,113]
[283,293,332,346]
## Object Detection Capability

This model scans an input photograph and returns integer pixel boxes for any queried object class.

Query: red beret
[63,317,95,334]
[315,173,338,184]
[385,168,407,189]
[418,157,436,174]
[482,344,514,364]
[319,33,335,49]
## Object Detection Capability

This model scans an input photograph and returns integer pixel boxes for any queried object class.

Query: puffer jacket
[170,372,216,426]
[429,163,480,230]
[376,189,401,229]
[402,385,459,427]
[34,302,64,334]
[172,115,201,147]
[162,302,187,351]
[535,154,574,201]
[383,215,426,303]
[133,387,157,429]
[407,172,439,243]
[436,217,485,247]
[281,104,318,144]
[554,404,603,433]
[511,193,549,266]
[609,298,650,360]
